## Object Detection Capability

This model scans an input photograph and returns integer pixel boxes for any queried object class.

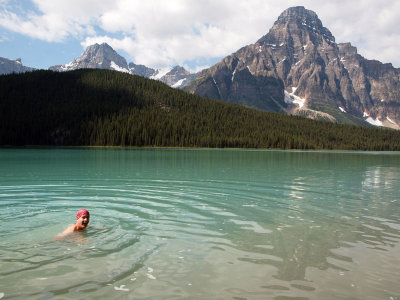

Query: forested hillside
[0,69,399,150]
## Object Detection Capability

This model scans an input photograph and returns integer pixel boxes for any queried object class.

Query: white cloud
[0,0,98,41]
[1,0,400,68]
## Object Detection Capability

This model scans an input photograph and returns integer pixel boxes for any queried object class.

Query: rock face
[0,57,34,75]
[50,43,197,89]
[337,43,400,128]
[129,62,157,78]
[188,6,400,129]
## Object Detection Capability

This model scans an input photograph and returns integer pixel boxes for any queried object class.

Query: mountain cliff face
[188,6,400,129]
[0,57,34,75]
[337,43,400,128]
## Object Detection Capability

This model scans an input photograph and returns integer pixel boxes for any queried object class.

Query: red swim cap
[76,209,90,220]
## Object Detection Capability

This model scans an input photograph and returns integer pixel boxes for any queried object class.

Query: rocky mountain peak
[276,6,320,26]
[49,42,130,72]
[72,42,129,71]
[167,66,190,76]
[259,6,335,47]
[81,43,121,63]
[189,6,400,129]
[82,43,111,58]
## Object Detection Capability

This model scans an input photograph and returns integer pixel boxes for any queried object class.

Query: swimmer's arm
[91,226,107,230]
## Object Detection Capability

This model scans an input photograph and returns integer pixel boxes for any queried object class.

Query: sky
[0,0,400,72]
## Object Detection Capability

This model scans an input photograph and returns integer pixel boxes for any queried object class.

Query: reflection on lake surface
[0,148,399,299]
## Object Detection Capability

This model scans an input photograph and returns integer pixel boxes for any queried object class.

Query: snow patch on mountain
[172,78,186,88]
[363,111,383,126]
[366,117,383,126]
[151,67,172,80]
[232,69,237,82]
[110,61,130,73]
[61,62,74,71]
[284,87,306,108]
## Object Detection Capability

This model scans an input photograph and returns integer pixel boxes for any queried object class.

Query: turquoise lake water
[0,148,399,300]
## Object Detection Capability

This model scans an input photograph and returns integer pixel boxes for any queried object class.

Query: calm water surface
[0,148,399,300]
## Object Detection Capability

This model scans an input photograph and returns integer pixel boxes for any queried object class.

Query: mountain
[49,43,131,73]
[0,57,34,75]
[187,6,400,129]
[50,43,197,88]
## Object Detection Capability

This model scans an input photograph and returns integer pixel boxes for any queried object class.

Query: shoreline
[0,145,399,153]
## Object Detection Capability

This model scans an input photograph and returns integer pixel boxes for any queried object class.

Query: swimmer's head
[75,209,90,230]
[76,209,90,220]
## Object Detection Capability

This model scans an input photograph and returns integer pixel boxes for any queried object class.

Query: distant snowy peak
[49,43,130,73]
[49,43,198,88]
[150,66,188,80]
[131,63,197,88]
[156,66,198,87]
[0,57,34,75]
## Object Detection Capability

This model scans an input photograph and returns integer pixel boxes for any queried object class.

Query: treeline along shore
[1,69,399,150]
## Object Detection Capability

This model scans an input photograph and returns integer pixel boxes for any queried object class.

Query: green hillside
[0,69,399,150]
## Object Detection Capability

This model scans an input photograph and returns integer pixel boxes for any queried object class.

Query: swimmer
[56,209,90,238]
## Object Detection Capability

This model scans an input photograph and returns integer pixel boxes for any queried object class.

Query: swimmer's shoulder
[56,224,76,239]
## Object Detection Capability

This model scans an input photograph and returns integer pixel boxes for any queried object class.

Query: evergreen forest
[1,69,399,151]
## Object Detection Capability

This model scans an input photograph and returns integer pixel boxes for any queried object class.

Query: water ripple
[1,149,399,300]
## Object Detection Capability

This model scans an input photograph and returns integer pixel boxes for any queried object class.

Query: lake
[0,148,399,300]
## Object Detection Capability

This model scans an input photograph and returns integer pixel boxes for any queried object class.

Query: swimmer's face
[76,214,90,230]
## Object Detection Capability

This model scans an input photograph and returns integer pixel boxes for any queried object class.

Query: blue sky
[1,0,400,72]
